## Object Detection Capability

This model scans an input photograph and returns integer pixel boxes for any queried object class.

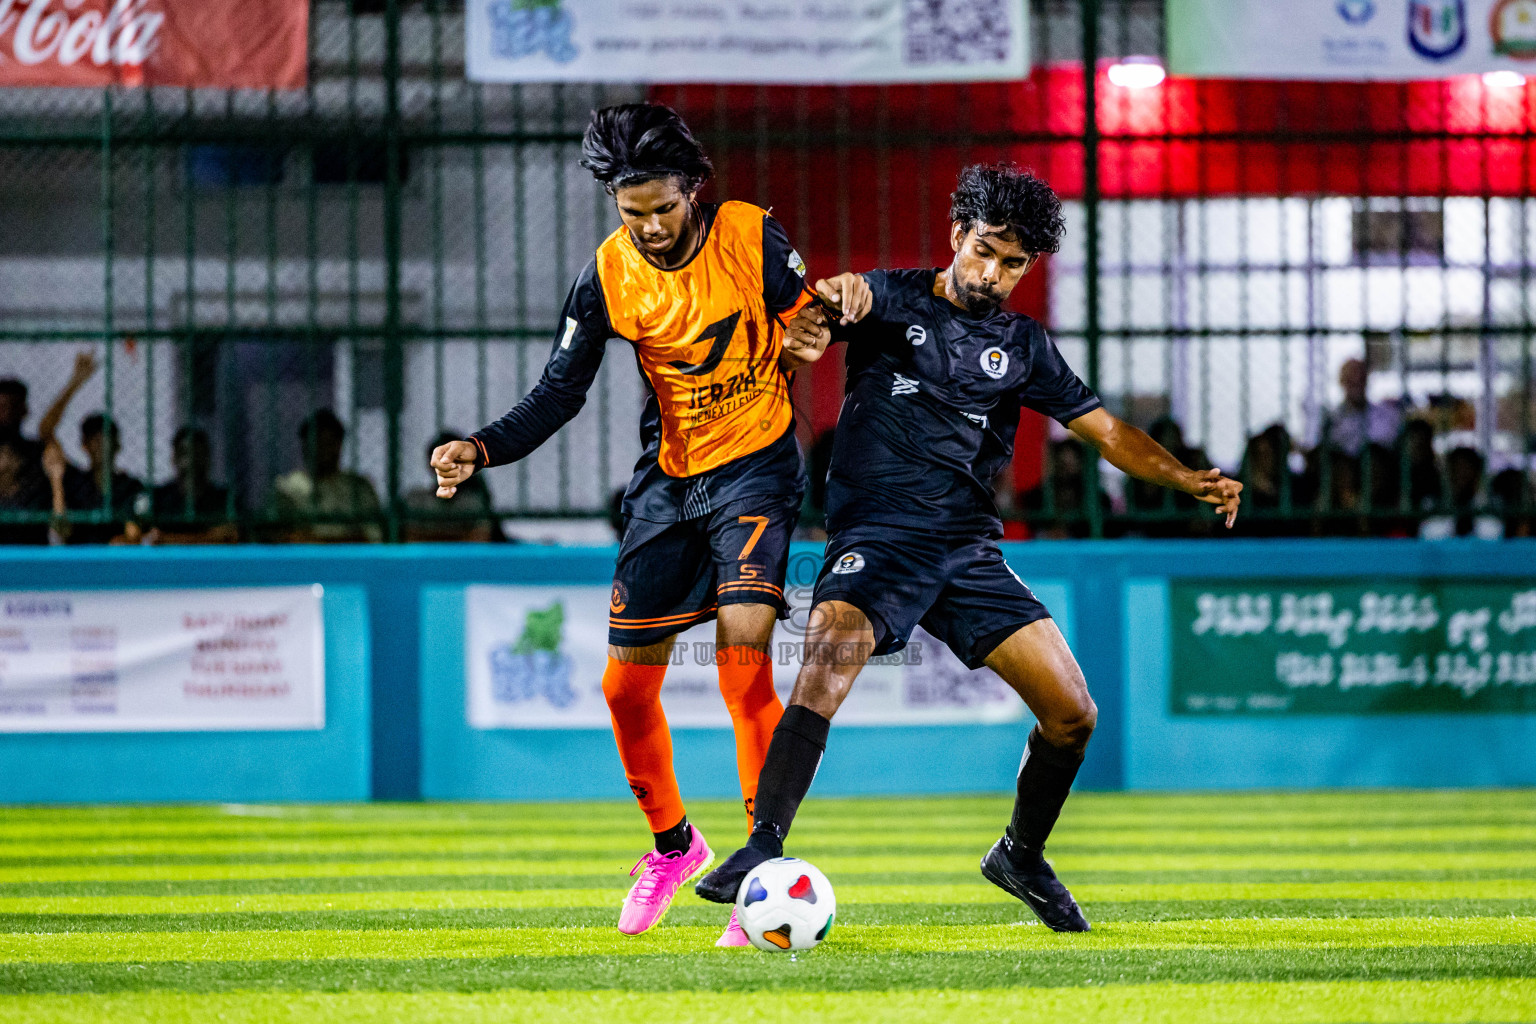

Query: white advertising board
[1169,0,1536,80]
[465,584,1026,729]
[0,587,325,733]
[466,0,1029,84]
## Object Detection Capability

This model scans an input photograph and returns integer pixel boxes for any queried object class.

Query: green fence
[0,0,1531,543]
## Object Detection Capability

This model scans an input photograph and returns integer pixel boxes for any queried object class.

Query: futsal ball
[735,857,836,952]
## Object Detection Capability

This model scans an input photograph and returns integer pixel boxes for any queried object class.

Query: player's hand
[1189,468,1243,529]
[431,440,479,499]
[814,273,873,325]
[781,305,831,368]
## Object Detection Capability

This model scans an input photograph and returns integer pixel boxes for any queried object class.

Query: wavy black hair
[948,163,1065,254]
[580,103,713,196]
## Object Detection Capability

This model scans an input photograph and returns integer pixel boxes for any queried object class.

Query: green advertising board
[1169,581,1536,715]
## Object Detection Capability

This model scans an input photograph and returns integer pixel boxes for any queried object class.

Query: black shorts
[607,493,800,648]
[811,524,1051,669]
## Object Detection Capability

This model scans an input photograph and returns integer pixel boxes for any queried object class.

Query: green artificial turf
[0,792,1531,1023]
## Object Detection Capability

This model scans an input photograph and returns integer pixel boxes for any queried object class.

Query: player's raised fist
[1190,467,1243,529]
[814,273,873,325]
[431,440,479,498]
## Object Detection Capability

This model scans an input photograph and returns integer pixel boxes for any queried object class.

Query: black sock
[1005,726,1084,867]
[747,704,831,856]
[654,816,691,856]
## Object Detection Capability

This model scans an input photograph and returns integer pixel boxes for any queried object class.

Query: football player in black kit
[696,164,1243,932]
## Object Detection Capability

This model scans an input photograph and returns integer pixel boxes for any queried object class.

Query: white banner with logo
[465,0,1029,84]
[465,585,1028,728]
[0,587,325,733]
[1168,0,1536,80]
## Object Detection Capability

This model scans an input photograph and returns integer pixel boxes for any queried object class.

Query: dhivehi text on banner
[1168,0,1536,80]
[465,585,1027,728]
[0,587,325,732]
[466,0,1029,84]
[0,0,309,90]
[1170,580,1536,715]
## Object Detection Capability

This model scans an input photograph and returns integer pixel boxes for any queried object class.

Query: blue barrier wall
[1,540,1532,802]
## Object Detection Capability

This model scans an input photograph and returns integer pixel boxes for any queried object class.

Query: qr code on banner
[904,0,1013,65]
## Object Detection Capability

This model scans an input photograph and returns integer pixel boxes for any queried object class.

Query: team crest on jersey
[979,347,1009,379]
[609,582,628,613]
[906,325,927,346]
[1407,0,1466,60]
[787,249,806,277]
[832,552,865,574]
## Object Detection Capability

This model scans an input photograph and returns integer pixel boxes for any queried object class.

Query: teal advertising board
[1171,580,1536,715]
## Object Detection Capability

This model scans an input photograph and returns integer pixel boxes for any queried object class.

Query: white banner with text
[465,584,1027,728]
[0,587,325,733]
[466,0,1029,84]
[1169,0,1536,80]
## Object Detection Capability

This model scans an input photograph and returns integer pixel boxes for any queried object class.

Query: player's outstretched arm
[1067,407,1243,528]
[813,273,874,325]
[778,304,831,373]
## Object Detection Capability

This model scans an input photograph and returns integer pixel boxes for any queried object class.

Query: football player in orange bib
[431,104,834,944]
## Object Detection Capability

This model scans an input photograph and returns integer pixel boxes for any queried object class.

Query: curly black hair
[948,163,1065,254]
[580,103,713,196]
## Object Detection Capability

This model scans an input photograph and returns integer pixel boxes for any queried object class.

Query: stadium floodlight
[1483,70,1526,89]
[1108,58,1166,89]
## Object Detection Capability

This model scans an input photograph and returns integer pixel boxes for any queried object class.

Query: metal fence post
[383,0,405,543]
[1082,0,1103,538]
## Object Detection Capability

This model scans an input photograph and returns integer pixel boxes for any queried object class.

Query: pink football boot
[715,906,752,947]
[617,825,713,935]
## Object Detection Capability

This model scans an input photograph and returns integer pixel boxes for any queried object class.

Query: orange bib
[596,201,810,477]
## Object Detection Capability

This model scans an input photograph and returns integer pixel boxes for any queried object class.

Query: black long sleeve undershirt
[469,259,612,467]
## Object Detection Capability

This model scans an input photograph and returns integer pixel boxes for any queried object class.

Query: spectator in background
[1,351,100,463]
[270,410,383,543]
[1400,419,1444,512]
[1319,358,1402,456]
[1122,416,1210,536]
[404,430,499,542]
[0,436,51,544]
[1019,439,1109,539]
[1489,467,1533,539]
[130,427,240,544]
[1237,423,1305,536]
[61,412,144,544]
[0,379,32,457]
[1420,446,1501,540]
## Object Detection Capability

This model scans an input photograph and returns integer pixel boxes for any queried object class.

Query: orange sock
[601,658,685,834]
[717,644,785,829]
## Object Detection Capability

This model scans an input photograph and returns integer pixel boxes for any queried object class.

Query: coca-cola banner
[0,0,308,90]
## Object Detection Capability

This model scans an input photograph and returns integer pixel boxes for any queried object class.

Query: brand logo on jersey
[980,347,1009,379]
[1408,0,1466,60]
[669,310,742,376]
[891,373,920,396]
[832,551,865,574]
[906,325,927,346]
[787,249,806,277]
